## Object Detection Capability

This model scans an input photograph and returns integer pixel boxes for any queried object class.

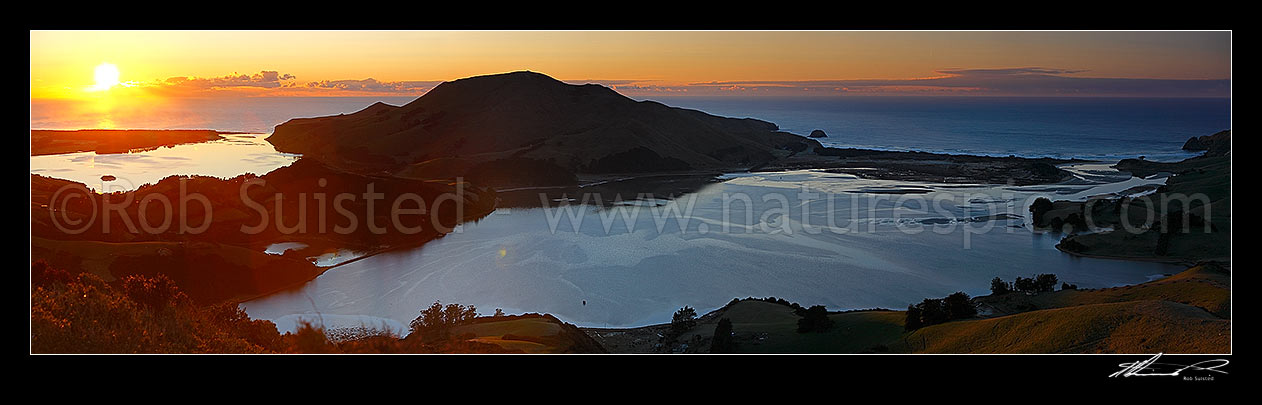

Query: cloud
[303,78,440,93]
[676,67,1229,97]
[160,71,297,91]
[561,79,693,94]
[133,71,440,97]
[122,67,1229,99]
[563,79,644,86]
[933,67,1090,76]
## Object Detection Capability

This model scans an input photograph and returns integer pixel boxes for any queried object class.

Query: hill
[1045,134,1231,263]
[585,264,1229,354]
[891,300,1228,353]
[268,71,818,186]
[975,262,1230,318]
[586,299,904,354]
[30,236,320,305]
[879,263,1230,353]
[1182,129,1231,157]
[30,158,497,307]
[446,314,607,353]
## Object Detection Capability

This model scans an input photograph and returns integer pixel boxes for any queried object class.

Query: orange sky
[30,31,1231,99]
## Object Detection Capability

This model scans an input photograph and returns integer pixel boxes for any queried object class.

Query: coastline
[30,129,231,156]
[1053,245,1221,266]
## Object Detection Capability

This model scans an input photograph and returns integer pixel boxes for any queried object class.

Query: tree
[797,305,834,333]
[409,300,478,341]
[493,308,505,317]
[1034,274,1059,292]
[711,318,735,353]
[917,298,948,326]
[943,291,977,320]
[904,304,923,331]
[671,306,698,336]
[1014,276,1037,293]
[990,277,1011,295]
[1061,282,1078,290]
[412,301,445,333]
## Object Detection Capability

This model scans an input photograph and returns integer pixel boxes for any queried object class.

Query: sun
[91,63,121,91]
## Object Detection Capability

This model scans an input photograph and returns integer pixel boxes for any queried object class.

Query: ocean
[31,95,1230,163]
[645,96,1230,162]
[30,96,420,134]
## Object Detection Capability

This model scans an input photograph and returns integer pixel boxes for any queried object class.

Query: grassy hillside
[685,301,904,354]
[890,300,1228,353]
[449,314,607,354]
[977,263,1230,318]
[587,300,904,354]
[884,263,1231,354]
[885,263,1230,353]
[588,263,1230,354]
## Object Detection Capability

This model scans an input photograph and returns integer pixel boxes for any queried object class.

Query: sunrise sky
[30,30,1231,100]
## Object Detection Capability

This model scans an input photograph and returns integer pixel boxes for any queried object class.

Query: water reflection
[243,169,1186,332]
[29,133,299,191]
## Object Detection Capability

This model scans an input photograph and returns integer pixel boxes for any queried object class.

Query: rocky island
[267,71,1076,190]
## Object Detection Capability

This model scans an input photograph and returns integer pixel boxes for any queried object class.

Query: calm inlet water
[29,96,1220,333]
[30,133,298,191]
[242,168,1185,332]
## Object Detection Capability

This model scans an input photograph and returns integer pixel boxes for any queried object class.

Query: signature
[1110,353,1229,378]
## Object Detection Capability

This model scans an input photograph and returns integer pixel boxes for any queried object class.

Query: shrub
[904,304,923,331]
[30,261,535,354]
[409,301,478,341]
[797,305,834,333]
[711,318,735,353]
[943,292,977,320]
[122,273,189,309]
[919,298,949,326]
[990,277,1012,295]
[1034,274,1059,292]
[31,262,276,353]
[30,260,74,288]
[671,306,698,337]
[1014,276,1036,293]
[292,320,334,354]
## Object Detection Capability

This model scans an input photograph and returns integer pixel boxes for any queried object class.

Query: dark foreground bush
[31,260,281,353]
[30,260,515,354]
